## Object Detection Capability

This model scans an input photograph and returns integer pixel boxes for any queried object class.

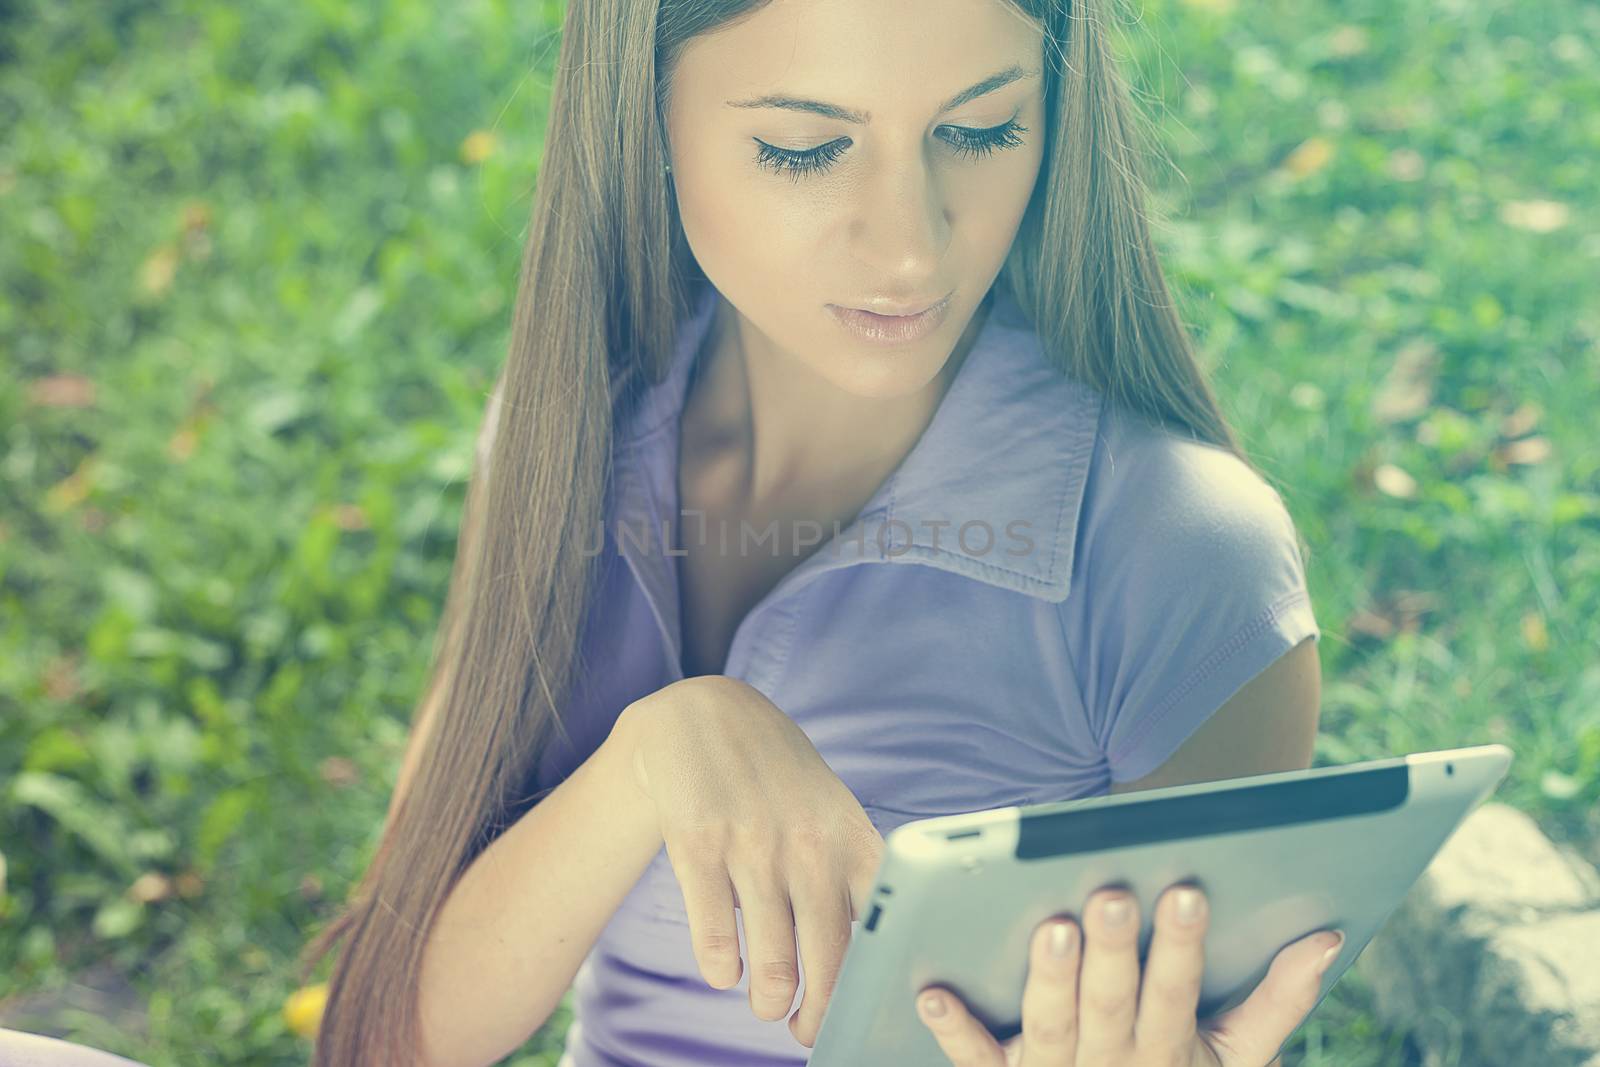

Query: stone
[1356,802,1600,1067]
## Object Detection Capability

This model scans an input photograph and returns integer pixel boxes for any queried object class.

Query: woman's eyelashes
[751,118,1029,181]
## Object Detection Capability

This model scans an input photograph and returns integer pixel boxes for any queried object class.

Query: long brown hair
[298,0,1296,1062]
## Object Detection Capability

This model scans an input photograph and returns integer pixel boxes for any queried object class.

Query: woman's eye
[751,118,1029,181]
[752,137,851,181]
[940,118,1028,161]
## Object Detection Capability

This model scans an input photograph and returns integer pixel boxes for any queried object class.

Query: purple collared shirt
[481,278,1319,1066]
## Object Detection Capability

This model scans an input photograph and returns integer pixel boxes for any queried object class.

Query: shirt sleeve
[1063,408,1321,785]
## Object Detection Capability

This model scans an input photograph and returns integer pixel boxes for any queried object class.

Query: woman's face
[665,0,1046,398]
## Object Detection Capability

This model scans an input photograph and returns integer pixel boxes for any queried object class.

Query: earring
[664,162,673,177]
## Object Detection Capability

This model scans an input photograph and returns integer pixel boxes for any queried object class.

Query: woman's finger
[664,829,744,989]
[1133,884,1208,1057]
[1073,887,1142,1062]
[784,866,855,1047]
[916,986,1008,1067]
[1017,916,1081,1065]
[1202,928,1345,1067]
[729,860,800,1022]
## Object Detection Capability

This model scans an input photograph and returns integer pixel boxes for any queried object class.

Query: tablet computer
[806,744,1513,1066]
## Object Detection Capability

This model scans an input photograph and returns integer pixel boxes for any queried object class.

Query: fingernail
[1174,887,1203,925]
[920,992,946,1018]
[1102,896,1132,928]
[1048,921,1075,957]
[1315,931,1346,976]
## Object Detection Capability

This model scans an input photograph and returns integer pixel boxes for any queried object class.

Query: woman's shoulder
[1059,396,1313,656]
[1078,398,1301,566]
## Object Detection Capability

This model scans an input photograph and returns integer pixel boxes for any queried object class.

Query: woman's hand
[914,884,1344,1067]
[617,674,885,1048]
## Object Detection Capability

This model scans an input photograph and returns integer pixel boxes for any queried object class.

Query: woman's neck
[681,293,992,514]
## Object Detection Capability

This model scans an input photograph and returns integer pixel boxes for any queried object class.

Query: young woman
[300,1,1336,1065]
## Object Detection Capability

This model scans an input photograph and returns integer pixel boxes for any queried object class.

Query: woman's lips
[826,293,953,345]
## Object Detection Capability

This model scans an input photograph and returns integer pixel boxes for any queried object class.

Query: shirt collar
[609,279,1103,604]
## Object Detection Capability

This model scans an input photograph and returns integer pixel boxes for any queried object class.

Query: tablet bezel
[807,744,1512,1065]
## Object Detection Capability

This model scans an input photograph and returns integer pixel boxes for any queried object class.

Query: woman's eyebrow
[725,63,1039,124]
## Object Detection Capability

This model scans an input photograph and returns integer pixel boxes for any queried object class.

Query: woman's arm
[1108,635,1321,795]
[413,704,662,1067]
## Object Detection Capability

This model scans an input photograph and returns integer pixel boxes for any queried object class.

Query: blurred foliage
[0,0,1595,1063]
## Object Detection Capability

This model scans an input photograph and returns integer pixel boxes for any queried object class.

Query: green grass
[1,0,1595,1064]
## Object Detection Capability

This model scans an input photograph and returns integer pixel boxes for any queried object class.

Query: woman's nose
[847,153,951,282]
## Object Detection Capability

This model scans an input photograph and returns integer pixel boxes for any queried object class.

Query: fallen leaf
[1374,102,1426,131]
[1373,463,1418,498]
[1521,611,1550,652]
[140,244,181,297]
[1372,339,1439,423]
[1328,25,1370,57]
[1499,199,1569,233]
[180,200,212,237]
[1289,382,1325,411]
[127,872,174,904]
[43,455,99,513]
[167,427,198,461]
[28,374,97,408]
[167,378,220,460]
[1346,609,1396,641]
[319,756,360,788]
[1390,590,1440,626]
[180,200,214,261]
[333,504,369,531]
[1282,136,1334,178]
[42,654,81,701]
[284,983,328,1039]
[1500,402,1542,438]
[460,129,499,165]
[1386,148,1425,182]
[1346,590,1438,643]
[1497,436,1552,465]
